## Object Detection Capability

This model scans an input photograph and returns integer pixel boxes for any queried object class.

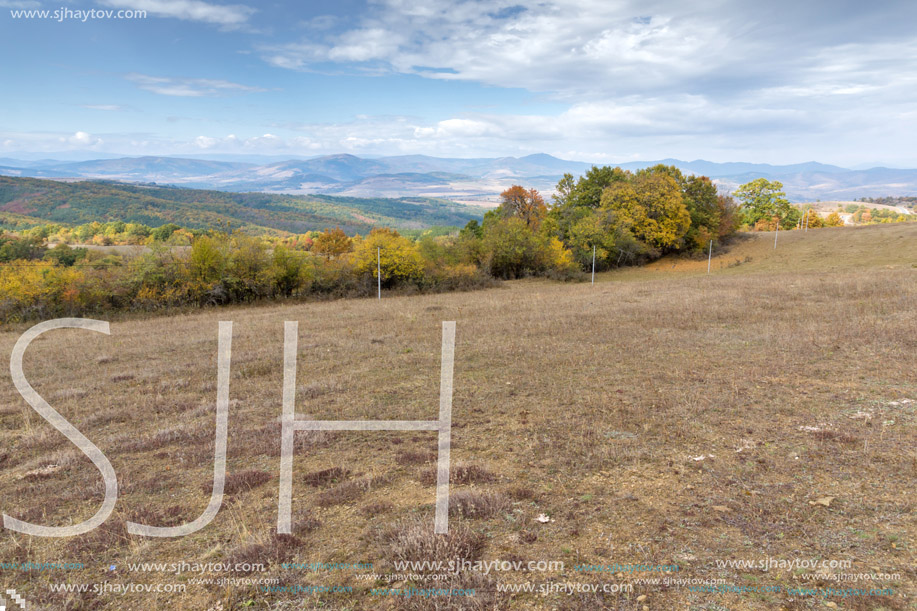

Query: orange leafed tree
[498,185,548,229]
[311,227,353,259]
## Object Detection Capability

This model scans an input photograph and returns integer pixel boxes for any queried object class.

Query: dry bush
[507,486,536,501]
[291,513,322,534]
[65,518,130,555]
[395,449,436,465]
[449,490,511,519]
[376,517,486,565]
[316,474,391,507]
[220,469,272,495]
[417,462,495,486]
[126,504,189,528]
[225,533,304,571]
[302,466,350,487]
[360,501,394,517]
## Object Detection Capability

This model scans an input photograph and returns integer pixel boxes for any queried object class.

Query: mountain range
[1,153,915,203]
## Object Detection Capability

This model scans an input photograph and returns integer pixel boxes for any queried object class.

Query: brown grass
[448,490,511,519]
[302,466,350,486]
[417,462,496,486]
[0,224,914,609]
[220,469,272,495]
[376,517,486,565]
[316,474,391,506]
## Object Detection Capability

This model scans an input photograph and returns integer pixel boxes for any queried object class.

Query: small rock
[809,496,835,507]
[535,513,554,523]
[712,505,731,512]
[637,594,647,602]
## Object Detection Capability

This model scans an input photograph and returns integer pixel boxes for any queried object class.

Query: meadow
[0,223,914,610]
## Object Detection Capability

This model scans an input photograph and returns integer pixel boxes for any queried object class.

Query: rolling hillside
[0,223,912,609]
[0,176,483,234]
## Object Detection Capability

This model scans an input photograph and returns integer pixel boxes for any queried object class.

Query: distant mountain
[0,176,484,234]
[44,156,255,180]
[622,159,850,176]
[0,153,915,202]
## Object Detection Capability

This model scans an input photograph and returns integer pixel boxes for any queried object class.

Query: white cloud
[245,0,917,165]
[57,131,104,147]
[258,0,734,99]
[126,73,266,97]
[194,135,219,148]
[99,0,255,27]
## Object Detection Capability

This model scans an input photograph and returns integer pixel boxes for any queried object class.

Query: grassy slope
[0,176,484,235]
[0,224,914,610]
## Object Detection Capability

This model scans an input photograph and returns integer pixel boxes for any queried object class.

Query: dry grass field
[0,223,914,610]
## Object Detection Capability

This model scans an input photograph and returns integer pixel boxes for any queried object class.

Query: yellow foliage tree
[600,173,690,250]
[351,228,424,286]
[312,227,353,259]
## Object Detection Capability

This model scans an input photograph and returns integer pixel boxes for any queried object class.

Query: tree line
[2,166,905,324]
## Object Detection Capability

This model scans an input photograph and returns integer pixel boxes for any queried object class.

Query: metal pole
[707,240,712,274]
[591,244,596,285]
[774,220,779,249]
[377,247,381,299]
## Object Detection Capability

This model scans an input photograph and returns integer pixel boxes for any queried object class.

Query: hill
[0,223,913,609]
[1,153,916,202]
[0,176,484,234]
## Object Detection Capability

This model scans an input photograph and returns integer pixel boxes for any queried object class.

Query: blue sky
[1,0,916,166]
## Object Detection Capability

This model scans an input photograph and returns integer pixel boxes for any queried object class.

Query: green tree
[151,223,181,242]
[44,243,87,267]
[733,179,796,228]
[682,175,722,250]
[271,245,312,297]
[190,235,226,283]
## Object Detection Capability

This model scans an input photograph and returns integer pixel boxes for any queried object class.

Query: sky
[1,0,916,166]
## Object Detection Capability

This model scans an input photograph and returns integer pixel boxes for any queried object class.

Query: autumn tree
[351,228,424,287]
[716,195,741,238]
[480,216,575,279]
[682,174,722,250]
[190,235,226,284]
[497,185,548,229]
[802,208,824,228]
[312,227,353,259]
[600,171,691,252]
[271,245,313,297]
